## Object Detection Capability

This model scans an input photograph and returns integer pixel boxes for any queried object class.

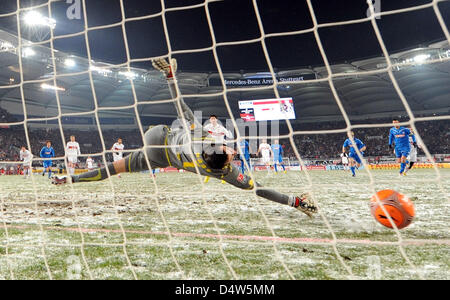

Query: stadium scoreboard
[239,98,296,122]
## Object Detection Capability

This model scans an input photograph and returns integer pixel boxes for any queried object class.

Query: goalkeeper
[52,58,317,217]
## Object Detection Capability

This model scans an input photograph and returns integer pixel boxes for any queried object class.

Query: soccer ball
[370,190,415,229]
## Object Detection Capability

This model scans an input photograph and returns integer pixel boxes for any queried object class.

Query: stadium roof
[0,29,449,125]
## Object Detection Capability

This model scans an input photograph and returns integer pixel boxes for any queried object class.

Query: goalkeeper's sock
[73,163,117,183]
[400,163,406,174]
[350,167,356,176]
[281,164,285,171]
[274,164,278,173]
[256,186,290,206]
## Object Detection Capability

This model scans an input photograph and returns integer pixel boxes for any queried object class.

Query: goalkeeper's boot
[204,176,210,183]
[289,194,318,218]
[52,176,68,185]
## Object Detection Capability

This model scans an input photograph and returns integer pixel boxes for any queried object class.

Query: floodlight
[90,66,112,74]
[22,47,36,57]
[413,54,430,64]
[64,58,76,68]
[119,71,138,80]
[41,83,65,91]
[0,41,14,50]
[24,11,56,29]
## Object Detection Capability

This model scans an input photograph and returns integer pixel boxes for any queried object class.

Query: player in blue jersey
[271,140,286,174]
[40,140,55,179]
[389,119,416,175]
[238,139,251,174]
[342,131,366,177]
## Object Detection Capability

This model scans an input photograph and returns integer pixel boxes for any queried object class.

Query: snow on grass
[0,169,448,279]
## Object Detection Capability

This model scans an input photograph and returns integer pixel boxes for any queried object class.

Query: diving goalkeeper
[52,58,317,217]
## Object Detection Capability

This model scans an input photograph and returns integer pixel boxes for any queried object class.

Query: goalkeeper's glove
[152,58,177,79]
[413,142,418,149]
[288,194,317,218]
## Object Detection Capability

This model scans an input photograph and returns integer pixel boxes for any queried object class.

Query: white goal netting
[0,0,449,280]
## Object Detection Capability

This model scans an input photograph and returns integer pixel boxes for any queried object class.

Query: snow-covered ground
[0,168,448,279]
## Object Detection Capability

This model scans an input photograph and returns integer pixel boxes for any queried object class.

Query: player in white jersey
[86,156,94,170]
[66,135,81,176]
[203,115,233,183]
[340,152,349,171]
[20,146,33,178]
[257,139,273,173]
[203,115,233,144]
[404,128,419,175]
[112,138,125,178]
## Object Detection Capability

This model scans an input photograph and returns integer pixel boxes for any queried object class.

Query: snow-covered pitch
[0,168,448,279]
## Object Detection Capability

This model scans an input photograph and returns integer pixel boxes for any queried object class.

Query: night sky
[0,0,449,72]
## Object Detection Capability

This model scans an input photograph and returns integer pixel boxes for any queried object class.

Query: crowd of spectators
[0,118,448,165]
[284,118,449,159]
[0,127,144,163]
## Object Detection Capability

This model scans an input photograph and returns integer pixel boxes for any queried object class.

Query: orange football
[370,190,415,229]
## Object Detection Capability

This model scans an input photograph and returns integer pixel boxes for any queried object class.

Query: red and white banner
[159,167,180,173]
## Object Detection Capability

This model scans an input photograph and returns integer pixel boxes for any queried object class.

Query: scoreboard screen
[238,98,296,122]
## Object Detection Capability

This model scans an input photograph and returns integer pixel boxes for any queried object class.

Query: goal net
[0,0,448,280]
